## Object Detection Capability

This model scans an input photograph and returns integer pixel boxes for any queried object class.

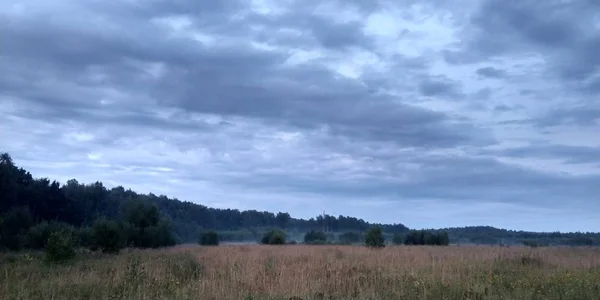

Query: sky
[1,0,599,232]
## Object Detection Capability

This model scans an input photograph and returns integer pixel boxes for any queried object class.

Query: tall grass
[1,245,599,299]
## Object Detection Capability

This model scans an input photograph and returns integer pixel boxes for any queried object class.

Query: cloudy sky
[1,0,599,232]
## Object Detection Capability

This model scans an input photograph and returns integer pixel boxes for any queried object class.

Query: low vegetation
[199,231,219,246]
[403,229,450,246]
[261,230,286,245]
[44,230,76,263]
[303,230,327,244]
[1,245,599,300]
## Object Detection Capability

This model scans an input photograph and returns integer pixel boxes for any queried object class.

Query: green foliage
[522,239,539,248]
[339,231,362,244]
[45,230,76,263]
[567,235,594,246]
[26,221,76,249]
[364,226,385,248]
[122,201,176,248]
[275,212,291,229]
[303,230,327,244]
[404,230,449,246]
[76,226,94,249]
[92,218,125,254]
[261,230,286,245]
[392,233,403,245]
[1,207,34,250]
[199,231,219,246]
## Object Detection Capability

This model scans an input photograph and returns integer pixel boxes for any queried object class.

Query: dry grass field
[1,245,600,300]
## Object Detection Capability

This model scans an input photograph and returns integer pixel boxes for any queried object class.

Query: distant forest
[1,152,599,249]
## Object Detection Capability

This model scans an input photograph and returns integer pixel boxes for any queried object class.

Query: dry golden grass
[1,245,600,300]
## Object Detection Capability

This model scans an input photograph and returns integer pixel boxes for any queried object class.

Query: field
[1,245,600,300]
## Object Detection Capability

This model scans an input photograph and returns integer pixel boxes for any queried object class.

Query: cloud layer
[1,0,599,232]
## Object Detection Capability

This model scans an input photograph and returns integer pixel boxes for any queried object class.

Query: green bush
[76,226,94,249]
[92,219,125,254]
[364,226,385,248]
[303,230,327,244]
[45,230,76,263]
[27,221,74,249]
[199,231,219,246]
[392,233,403,245]
[261,230,286,245]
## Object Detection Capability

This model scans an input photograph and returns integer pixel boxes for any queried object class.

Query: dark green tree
[303,230,327,244]
[92,218,125,254]
[365,226,385,248]
[392,233,403,245]
[1,207,34,250]
[424,232,438,245]
[199,231,219,246]
[26,221,74,249]
[404,230,449,246]
[437,231,450,246]
[122,201,175,248]
[275,212,291,229]
[261,230,286,245]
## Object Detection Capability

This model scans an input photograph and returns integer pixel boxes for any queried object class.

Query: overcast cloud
[1,0,599,232]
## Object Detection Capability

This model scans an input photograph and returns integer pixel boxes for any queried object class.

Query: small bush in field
[45,230,76,263]
[261,230,286,245]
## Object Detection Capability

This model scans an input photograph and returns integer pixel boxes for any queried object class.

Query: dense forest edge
[1,152,599,252]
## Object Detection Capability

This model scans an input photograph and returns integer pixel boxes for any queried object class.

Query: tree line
[0,152,408,250]
[1,152,599,250]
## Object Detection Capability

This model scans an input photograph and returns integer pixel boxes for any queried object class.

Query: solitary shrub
[199,231,219,246]
[364,226,385,248]
[261,230,286,245]
[45,230,76,263]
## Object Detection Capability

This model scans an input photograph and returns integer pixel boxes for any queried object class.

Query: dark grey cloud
[0,1,484,149]
[449,0,600,93]
[418,77,463,98]
[534,107,600,128]
[207,152,600,211]
[494,104,521,112]
[476,67,507,79]
[492,145,600,164]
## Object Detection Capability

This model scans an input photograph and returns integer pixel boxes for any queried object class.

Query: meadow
[1,245,599,300]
